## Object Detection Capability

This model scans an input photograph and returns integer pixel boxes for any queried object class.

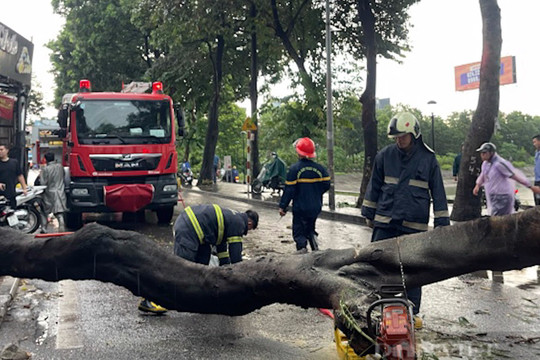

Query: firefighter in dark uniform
[361,112,450,329]
[138,204,259,313]
[279,137,331,253]
[173,204,259,265]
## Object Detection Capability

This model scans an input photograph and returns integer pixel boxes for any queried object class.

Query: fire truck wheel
[156,207,174,224]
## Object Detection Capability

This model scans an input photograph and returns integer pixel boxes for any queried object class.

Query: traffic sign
[242,117,257,131]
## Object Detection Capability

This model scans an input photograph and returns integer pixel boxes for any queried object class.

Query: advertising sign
[0,22,34,88]
[454,56,516,91]
[0,93,15,121]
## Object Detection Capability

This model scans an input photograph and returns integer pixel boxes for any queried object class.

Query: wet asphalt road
[1,188,540,359]
[0,191,367,360]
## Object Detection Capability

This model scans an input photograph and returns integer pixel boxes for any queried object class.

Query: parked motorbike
[179,168,194,186]
[0,186,47,234]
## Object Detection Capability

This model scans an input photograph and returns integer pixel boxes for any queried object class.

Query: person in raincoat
[39,152,67,231]
[473,142,540,215]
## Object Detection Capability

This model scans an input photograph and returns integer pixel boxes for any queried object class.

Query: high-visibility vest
[184,204,225,245]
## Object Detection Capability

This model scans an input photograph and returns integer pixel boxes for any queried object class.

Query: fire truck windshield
[75,99,172,145]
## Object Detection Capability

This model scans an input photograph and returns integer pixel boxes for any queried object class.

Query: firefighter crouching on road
[138,204,259,314]
[279,137,330,253]
[173,204,258,265]
[361,112,450,330]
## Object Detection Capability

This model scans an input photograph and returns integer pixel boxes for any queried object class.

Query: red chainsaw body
[378,304,415,360]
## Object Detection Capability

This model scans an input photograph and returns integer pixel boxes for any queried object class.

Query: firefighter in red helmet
[279,137,330,253]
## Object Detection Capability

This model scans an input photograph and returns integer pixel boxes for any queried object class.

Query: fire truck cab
[58,80,183,228]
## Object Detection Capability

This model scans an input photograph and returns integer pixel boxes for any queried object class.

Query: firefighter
[361,112,450,329]
[138,205,259,314]
[279,137,331,253]
[173,204,258,265]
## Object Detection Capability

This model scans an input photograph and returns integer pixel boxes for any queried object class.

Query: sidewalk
[183,181,366,225]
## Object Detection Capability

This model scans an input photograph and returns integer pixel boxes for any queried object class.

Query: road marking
[56,280,83,349]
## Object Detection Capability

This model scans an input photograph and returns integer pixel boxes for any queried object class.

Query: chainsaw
[365,285,416,360]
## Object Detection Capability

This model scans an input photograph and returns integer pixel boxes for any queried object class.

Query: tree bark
[250,2,261,179]
[451,0,501,221]
[198,36,225,184]
[1,208,540,317]
[355,0,378,208]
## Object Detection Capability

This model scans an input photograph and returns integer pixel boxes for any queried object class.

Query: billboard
[454,56,516,91]
[0,22,34,88]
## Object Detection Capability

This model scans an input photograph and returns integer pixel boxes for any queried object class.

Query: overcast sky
[2,0,539,119]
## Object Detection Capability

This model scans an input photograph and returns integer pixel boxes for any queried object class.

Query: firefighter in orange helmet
[278,137,330,253]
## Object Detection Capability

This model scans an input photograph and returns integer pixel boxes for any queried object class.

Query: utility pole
[428,100,437,151]
[325,0,335,211]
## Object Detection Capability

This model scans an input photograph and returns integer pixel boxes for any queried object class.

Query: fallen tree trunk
[1,208,539,317]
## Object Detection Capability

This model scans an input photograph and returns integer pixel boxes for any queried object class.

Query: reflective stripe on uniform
[286,180,297,185]
[384,176,399,184]
[228,236,242,244]
[213,204,225,245]
[402,221,428,231]
[374,214,391,223]
[362,199,377,209]
[434,210,450,218]
[296,176,331,183]
[409,179,429,189]
[185,206,204,243]
[217,251,230,259]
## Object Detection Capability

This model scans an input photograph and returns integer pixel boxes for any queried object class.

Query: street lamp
[427,100,437,151]
[240,131,247,184]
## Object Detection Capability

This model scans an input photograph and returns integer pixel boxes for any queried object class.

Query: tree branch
[1,208,539,317]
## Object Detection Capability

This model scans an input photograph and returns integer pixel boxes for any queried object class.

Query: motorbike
[251,154,287,195]
[0,186,47,234]
[480,188,521,212]
[179,168,194,186]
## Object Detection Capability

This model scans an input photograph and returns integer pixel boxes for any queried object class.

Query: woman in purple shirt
[473,142,540,215]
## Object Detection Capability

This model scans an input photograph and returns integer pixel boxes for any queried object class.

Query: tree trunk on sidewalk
[198,36,225,185]
[249,1,261,179]
[2,208,540,316]
[355,0,378,208]
[451,0,501,221]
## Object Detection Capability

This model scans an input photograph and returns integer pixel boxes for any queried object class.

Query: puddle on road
[488,266,540,294]
[471,266,540,295]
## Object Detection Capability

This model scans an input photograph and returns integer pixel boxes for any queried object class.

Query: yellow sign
[242,117,257,131]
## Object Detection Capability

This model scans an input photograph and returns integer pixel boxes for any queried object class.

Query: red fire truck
[0,21,33,173]
[57,80,183,229]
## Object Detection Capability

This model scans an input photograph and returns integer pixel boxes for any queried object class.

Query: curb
[184,187,366,226]
[0,276,20,324]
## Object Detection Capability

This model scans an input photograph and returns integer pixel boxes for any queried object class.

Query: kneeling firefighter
[138,204,259,313]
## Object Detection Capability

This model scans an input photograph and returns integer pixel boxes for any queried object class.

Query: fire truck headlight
[163,184,178,192]
[72,188,89,196]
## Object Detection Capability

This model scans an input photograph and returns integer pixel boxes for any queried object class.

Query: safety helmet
[294,137,316,158]
[387,112,421,139]
[476,142,497,153]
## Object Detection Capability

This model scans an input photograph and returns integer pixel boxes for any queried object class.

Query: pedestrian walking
[532,135,540,205]
[473,142,540,215]
[453,144,464,181]
[0,143,28,208]
[213,154,220,184]
[278,137,330,253]
[361,112,450,329]
[39,152,67,232]
[138,204,259,314]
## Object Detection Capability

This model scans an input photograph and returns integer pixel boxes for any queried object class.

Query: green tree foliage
[48,0,149,103]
